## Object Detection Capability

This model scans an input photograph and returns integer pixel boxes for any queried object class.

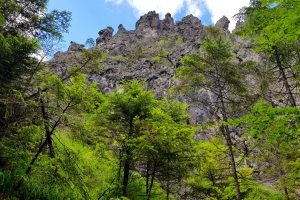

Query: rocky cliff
[49,11,260,124]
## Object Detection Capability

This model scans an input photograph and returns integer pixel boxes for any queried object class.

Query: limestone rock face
[49,12,261,124]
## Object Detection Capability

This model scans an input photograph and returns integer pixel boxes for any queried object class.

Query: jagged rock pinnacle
[215,16,230,34]
[161,13,175,31]
[136,11,160,31]
[176,14,204,41]
[117,24,126,34]
[96,26,114,45]
[95,11,207,45]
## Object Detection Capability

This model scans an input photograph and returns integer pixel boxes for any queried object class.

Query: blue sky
[47,0,249,50]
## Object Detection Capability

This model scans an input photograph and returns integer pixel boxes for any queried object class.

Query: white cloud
[105,0,124,5]
[204,0,250,31]
[185,0,205,18]
[105,0,205,18]
[105,0,250,30]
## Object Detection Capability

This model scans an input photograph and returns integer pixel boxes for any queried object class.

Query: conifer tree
[176,27,251,200]
[106,80,156,196]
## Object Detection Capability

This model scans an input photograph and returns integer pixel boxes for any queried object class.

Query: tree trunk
[283,187,290,200]
[147,161,157,200]
[279,168,290,200]
[219,93,242,200]
[146,161,150,199]
[117,149,123,192]
[14,137,48,190]
[274,48,296,107]
[166,181,170,200]
[122,119,134,197]
[40,98,55,157]
[25,139,48,175]
[0,104,7,136]
[46,134,55,158]
[122,146,130,197]
[222,125,242,200]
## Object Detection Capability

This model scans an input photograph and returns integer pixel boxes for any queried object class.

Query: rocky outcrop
[215,16,230,34]
[161,13,175,31]
[50,11,260,124]
[96,26,114,45]
[95,11,206,44]
[117,24,126,34]
[68,41,84,52]
[136,11,161,31]
[176,14,204,41]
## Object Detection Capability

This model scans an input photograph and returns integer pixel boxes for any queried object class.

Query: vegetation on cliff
[0,0,299,199]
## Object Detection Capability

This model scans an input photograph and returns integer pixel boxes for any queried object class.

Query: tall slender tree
[106,81,156,197]
[176,27,251,200]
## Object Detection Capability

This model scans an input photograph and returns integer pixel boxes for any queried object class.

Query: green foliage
[126,172,169,200]
[132,106,195,173]
[186,136,288,199]
[156,38,175,47]
[0,33,38,89]
[236,0,300,53]
[0,0,71,58]
[177,35,183,44]
[229,101,300,197]
[39,72,103,111]
[175,27,256,200]
[112,55,127,61]
[0,129,117,199]
[244,185,285,200]
[152,55,164,63]
[176,27,248,99]
[185,138,229,199]
[0,72,110,199]
[102,81,195,198]
[1,1,299,199]
[235,0,299,107]
[108,80,155,123]
[130,46,145,60]
[0,0,71,89]
[230,100,300,147]
[160,49,169,57]
[39,10,71,40]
